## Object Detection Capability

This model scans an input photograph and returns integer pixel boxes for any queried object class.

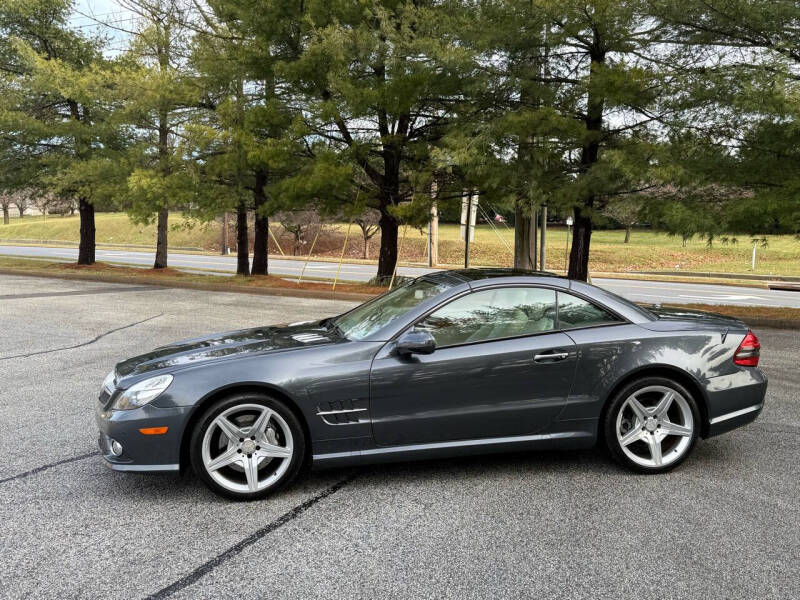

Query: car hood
[115,320,341,379]
[643,306,747,330]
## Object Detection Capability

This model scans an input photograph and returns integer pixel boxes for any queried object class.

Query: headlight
[101,370,116,396]
[111,374,173,410]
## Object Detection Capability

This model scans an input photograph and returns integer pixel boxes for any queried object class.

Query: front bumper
[95,401,191,472]
[705,367,768,438]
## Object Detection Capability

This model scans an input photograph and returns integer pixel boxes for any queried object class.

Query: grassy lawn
[0,212,219,249]
[395,223,800,276]
[3,212,800,276]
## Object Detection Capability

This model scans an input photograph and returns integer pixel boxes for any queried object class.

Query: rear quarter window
[558,292,622,329]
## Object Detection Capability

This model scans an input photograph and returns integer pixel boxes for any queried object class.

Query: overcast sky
[70,0,134,53]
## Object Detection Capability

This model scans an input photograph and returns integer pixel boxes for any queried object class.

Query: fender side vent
[316,400,369,425]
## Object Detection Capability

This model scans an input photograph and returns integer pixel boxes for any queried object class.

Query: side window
[557,292,621,329]
[415,287,556,347]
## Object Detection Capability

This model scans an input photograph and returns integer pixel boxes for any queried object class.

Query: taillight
[733,330,760,367]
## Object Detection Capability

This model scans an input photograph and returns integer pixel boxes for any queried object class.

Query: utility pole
[531,205,538,270]
[429,181,439,267]
[221,212,229,255]
[461,191,477,268]
[539,203,547,270]
[564,216,573,273]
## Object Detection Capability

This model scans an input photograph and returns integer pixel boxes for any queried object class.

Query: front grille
[98,389,110,405]
[98,389,118,410]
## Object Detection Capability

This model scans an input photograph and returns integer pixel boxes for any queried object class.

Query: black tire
[190,392,306,500]
[603,376,700,474]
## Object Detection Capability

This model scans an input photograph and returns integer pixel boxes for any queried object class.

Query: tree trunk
[153,39,170,271]
[363,237,369,260]
[567,41,605,282]
[251,170,269,275]
[429,200,439,267]
[376,208,399,283]
[2,206,8,225]
[236,200,250,276]
[567,209,592,281]
[78,198,95,265]
[513,200,538,270]
[153,208,168,269]
[624,226,631,244]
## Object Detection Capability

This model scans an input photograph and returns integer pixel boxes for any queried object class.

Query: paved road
[3,243,800,308]
[0,274,798,599]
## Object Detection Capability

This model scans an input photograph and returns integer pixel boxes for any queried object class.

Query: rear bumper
[705,368,767,438]
[95,402,190,472]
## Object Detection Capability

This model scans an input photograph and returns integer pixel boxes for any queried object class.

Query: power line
[71,17,138,29]
[69,11,125,22]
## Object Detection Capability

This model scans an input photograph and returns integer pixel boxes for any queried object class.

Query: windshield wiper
[324,317,346,338]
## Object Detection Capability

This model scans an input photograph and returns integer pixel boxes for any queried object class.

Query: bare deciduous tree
[354,208,381,260]
[11,190,29,218]
[45,194,77,216]
[604,198,642,244]
[0,192,11,224]
[277,210,322,256]
[30,193,51,217]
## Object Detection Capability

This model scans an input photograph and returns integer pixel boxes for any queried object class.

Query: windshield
[334,278,455,340]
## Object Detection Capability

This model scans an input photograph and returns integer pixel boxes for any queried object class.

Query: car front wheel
[190,393,305,500]
[604,377,700,473]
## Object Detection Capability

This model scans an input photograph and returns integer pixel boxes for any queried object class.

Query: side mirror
[396,329,436,356]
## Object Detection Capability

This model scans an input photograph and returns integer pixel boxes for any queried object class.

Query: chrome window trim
[391,283,630,351]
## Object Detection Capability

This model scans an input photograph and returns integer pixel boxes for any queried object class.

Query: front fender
[151,342,384,454]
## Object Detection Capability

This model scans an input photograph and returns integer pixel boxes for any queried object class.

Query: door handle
[533,351,570,363]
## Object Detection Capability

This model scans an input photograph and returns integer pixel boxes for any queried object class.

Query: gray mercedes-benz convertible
[96,269,767,500]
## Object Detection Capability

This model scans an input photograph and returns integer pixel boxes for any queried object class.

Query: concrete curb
[767,282,800,292]
[591,272,770,289]
[643,270,800,283]
[0,268,375,303]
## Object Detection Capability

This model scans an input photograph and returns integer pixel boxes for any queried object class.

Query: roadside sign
[460,193,478,242]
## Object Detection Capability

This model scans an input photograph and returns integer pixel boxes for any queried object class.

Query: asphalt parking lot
[0,273,798,599]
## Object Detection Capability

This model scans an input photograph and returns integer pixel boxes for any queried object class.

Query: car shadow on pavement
[93,434,752,503]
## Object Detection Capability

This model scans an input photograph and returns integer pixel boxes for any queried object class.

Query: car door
[369,286,578,446]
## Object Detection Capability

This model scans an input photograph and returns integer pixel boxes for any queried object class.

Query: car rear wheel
[604,377,700,473]
[190,393,305,500]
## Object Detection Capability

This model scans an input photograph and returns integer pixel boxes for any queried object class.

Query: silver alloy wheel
[615,385,694,468]
[201,403,294,494]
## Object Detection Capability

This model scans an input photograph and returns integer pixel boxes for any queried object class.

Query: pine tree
[0,0,128,264]
[441,1,697,280]
[272,0,476,281]
[114,0,200,269]
[653,0,800,237]
[182,0,314,275]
